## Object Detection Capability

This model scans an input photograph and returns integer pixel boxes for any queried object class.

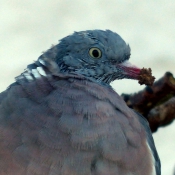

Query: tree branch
[122,72,175,132]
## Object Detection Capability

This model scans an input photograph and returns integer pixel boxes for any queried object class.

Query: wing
[135,111,161,175]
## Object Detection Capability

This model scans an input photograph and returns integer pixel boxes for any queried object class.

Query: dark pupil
[92,50,99,57]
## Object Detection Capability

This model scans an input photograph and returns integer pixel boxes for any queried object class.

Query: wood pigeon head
[26,30,142,84]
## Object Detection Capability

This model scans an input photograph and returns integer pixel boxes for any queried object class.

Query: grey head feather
[17,30,132,84]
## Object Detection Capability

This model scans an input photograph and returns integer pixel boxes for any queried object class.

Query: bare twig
[122,72,175,132]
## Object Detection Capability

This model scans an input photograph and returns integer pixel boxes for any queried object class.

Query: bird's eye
[89,48,102,59]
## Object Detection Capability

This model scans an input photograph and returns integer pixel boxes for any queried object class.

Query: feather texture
[0,29,160,175]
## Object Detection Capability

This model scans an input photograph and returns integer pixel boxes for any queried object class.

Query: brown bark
[122,72,175,132]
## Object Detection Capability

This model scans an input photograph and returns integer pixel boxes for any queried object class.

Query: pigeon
[0,30,161,175]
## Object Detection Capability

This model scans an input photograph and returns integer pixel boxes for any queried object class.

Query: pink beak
[117,61,141,80]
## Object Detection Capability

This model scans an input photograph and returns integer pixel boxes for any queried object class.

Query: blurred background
[0,0,175,174]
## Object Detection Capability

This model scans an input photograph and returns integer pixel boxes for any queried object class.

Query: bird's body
[0,30,160,175]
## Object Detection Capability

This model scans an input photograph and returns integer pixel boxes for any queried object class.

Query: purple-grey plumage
[0,30,160,175]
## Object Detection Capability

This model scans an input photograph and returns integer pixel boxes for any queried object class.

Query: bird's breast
[0,77,155,175]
